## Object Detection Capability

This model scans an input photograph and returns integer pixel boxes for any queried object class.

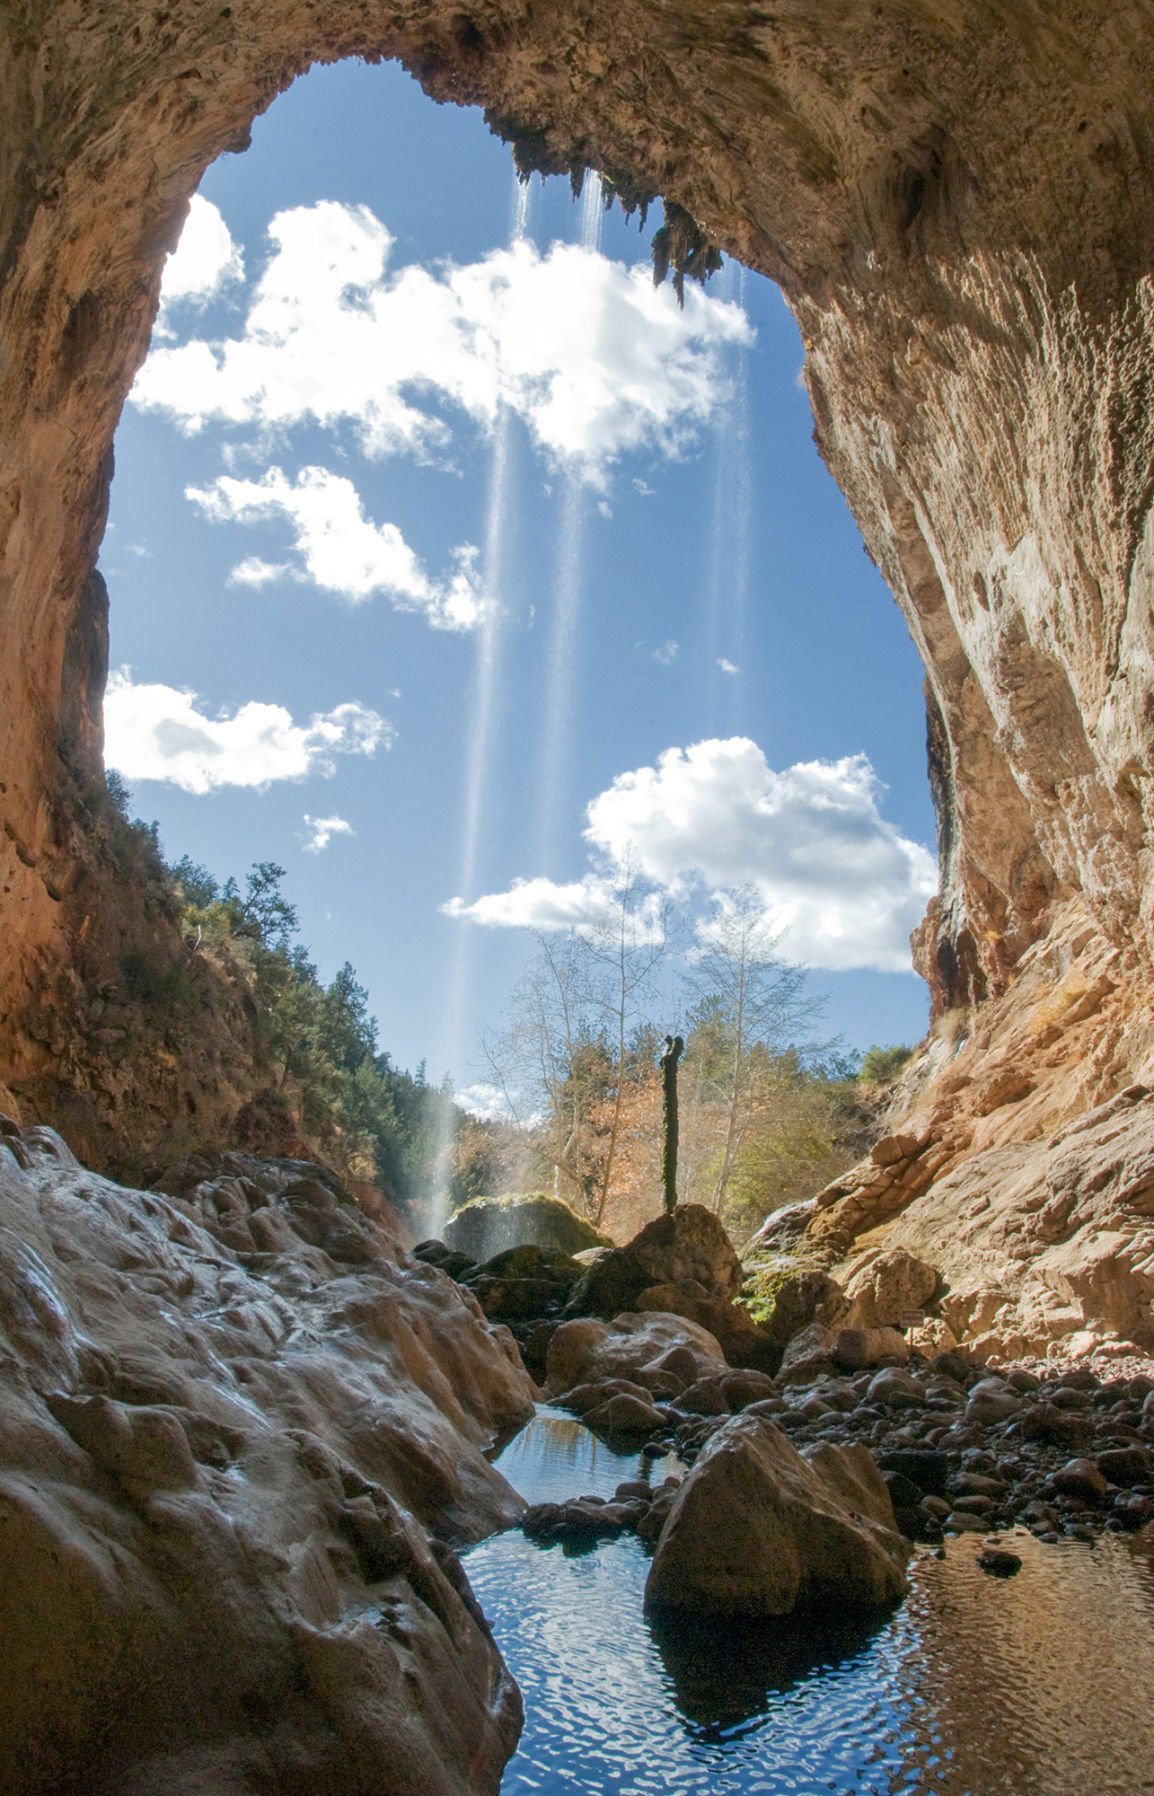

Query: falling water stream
[466,1407,1154,1796]
[429,173,536,1229]
[534,173,605,871]
[702,262,753,736]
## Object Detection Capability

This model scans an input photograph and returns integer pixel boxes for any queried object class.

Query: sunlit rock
[0,1126,534,1795]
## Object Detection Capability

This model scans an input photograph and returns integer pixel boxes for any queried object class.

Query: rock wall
[3,14,1154,1320]
[2,1,1154,1156]
[0,1119,534,1794]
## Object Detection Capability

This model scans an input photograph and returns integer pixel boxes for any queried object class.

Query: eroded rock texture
[0,1121,534,1795]
[1,1,1154,1161]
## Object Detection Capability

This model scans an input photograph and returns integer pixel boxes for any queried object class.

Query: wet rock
[877,1449,950,1496]
[583,1392,669,1437]
[946,1511,988,1532]
[0,1128,534,1796]
[463,1243,584,1322]
[412,1240,479,1282]
[521,1496,641,1544]
[977,1547,1023,1576]
[444,1194,609,1261]
[645,1415,909,1619]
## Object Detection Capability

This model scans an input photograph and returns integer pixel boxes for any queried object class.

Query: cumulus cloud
[456,1082,515,1123]
[104,668,393,795]
[717,657,740,676]
[159,196,244,310]
[133,200,751,487]
[302,813,355,854]
[653,639,680,667]
[445,737,937,973]
[187,466,486,627]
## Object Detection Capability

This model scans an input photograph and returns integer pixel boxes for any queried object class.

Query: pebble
[977,1547,1023,1577]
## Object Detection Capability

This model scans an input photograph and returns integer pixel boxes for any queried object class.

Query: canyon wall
[2,9,1154,1234]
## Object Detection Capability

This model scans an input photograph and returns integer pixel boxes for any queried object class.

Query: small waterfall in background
[533,171,604,871]
[703,261,753,736]
[428,172,536,1234]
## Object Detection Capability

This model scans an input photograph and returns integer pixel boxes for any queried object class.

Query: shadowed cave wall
[4,1,1154,1172]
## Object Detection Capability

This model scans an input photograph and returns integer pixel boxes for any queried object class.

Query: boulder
[462,1243,583,1321]
[444,1194,609,1261]
[777,1322,839,1386]
[544,1311,730,1399]
[634,1280,780,1373]
[674,1369,779,1416]
[830,1326,910,1372]
[583,1392,668,1436]
[644,1415,909,1618]
[566,1205,742,1319]
[842,1249,941,1329]
[758,1269,848,1349]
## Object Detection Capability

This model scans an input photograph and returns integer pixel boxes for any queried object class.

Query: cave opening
[100,53,934,1174]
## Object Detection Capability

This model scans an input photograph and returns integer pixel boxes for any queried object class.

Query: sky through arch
[101,55,936,1095]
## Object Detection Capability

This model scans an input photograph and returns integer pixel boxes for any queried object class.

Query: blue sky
[101,57,935,1099]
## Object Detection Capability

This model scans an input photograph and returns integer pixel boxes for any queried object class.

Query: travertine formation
[4,2,1154,1162]
[0,1120,534,1795]
[5,8,1154,1775]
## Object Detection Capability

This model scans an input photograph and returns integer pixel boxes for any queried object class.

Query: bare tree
[687,886,826,1215]
[583,860,669,1227]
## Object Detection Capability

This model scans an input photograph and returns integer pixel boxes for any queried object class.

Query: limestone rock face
[0,1122,535,1796]
[864,1085,1154,1359]
[645,1414,909,1618]
[6,0,1154,1177]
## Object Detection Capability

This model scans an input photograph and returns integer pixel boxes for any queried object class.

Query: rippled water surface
[466,1408,1154,1796]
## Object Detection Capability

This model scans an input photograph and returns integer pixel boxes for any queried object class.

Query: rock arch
[4,3,1154,1172]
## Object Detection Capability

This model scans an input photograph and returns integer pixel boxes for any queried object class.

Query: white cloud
[159,196,244,310]
[133,200,752,487]
[187,466,486,628]
[443,875,621,933]
[229,556,293,587]
[104,668,393,795]
[302,813,355,854]
[653,639,680,667]
[457,1082,515,1123]
[446,737,937,974]
[717,657,740,676]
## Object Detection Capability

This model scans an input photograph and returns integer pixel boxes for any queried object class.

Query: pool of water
[465,1407,1154,1796]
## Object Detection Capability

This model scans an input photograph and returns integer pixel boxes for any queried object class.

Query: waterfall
[703,262,753,735]
[428,172,535,1233]
[534,171,604,870]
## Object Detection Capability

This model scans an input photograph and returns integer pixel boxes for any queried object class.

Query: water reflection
[647,1607,887,1741]
[466,1406,1154,1795]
